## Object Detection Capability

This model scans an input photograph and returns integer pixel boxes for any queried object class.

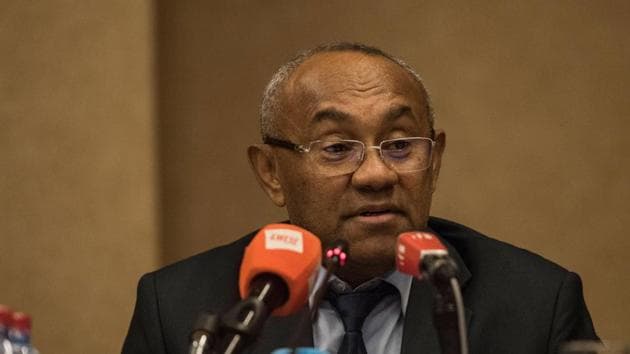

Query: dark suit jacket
[121,217,597,354]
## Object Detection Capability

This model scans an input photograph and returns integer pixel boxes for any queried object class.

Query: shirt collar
[309,266,413,315]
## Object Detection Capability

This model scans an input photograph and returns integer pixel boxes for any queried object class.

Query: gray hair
[259,42,435,139]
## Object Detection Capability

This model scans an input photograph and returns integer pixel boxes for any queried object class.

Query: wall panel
[0,2,157,353]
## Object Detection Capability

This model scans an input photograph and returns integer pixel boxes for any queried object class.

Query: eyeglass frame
[262,134,437,175]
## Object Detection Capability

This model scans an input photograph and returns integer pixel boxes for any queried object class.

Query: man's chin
[321,222,407,285]
[337,239,397,286]
[340,217,412,244]
[345,233,398,265]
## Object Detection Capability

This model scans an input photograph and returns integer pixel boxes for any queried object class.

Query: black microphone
[310,239,349,320]
[285,239,349,353]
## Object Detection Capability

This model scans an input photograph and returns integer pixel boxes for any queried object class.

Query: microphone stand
[187,274,287,354]
[189,312,220,354]
[424,255,469,354]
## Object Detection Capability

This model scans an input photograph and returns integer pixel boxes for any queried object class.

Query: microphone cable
[450,277,468,354]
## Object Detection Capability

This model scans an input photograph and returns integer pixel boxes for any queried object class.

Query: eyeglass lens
[308,138,432,176]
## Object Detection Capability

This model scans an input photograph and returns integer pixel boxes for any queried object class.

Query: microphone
[396,231,468,354]
[238,223,322,315]
[396,231,458,281]
[284,239,349,353]
[218,224,322,354]
[311,239,348,320]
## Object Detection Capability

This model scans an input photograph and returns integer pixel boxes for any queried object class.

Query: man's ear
[247,144,286,207]
[430,129,446,193]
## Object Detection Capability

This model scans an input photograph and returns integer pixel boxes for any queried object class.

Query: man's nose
[350,147,398,191]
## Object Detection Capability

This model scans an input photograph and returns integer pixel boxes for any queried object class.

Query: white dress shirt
[310,269,412,354]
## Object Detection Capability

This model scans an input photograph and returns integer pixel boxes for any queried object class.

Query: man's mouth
[350,205,402,224]
[359,210,392,217]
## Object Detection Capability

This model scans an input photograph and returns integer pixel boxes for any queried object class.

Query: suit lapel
[246,306,313,354]
[401,278,441,354]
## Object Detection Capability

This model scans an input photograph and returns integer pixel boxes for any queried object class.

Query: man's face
[254,51,445,283]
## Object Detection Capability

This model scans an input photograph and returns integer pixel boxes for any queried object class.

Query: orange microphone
[215,224,321,354]
[238,223,322,316]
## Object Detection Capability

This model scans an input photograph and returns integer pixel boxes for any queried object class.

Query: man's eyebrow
[310,108,352,125]
[384,105,413,123]
[309,105,414,126]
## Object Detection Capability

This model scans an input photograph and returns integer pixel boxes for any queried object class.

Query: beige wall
[0,2,157,354]
[1,2,629,353]
[157,1,630,341]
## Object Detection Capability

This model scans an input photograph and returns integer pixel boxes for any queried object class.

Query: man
[122,43,597,354]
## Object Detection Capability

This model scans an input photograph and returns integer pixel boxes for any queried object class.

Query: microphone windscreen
[239,224,322,316]
[396,231,448,278]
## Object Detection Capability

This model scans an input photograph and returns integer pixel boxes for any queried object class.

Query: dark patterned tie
[327,281,398,354]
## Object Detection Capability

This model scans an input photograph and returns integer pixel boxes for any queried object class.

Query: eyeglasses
[263,136,435,177]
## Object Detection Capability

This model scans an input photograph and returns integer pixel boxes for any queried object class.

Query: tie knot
[327,280,398,333]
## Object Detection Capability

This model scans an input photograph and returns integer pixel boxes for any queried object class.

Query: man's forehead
[278,51,428,128]
[287,51,416,94]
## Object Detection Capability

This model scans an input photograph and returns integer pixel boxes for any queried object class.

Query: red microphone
[238,223,322,316]
[397,231,468,354]
[396,231,457,280]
